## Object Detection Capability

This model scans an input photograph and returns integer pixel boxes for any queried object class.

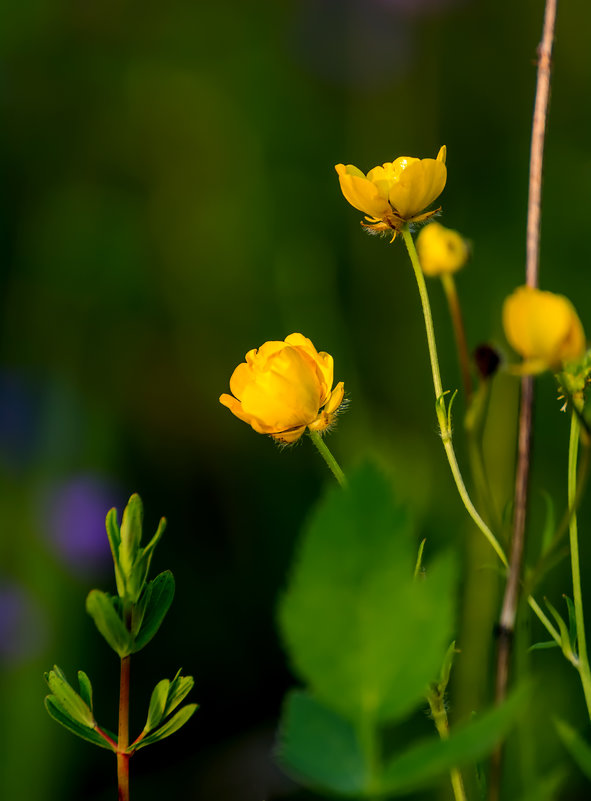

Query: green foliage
[278,691,368,796]
[380,686,529,795]
[279,463,457,726]
[555,718,591,780]
[86,590,134,657]
[44,667,115,751]
[132,571,175,652]
[106,494,167,604]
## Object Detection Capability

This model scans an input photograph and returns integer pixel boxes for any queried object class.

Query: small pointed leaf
[77,671,93,711]
[544,598,575,661]
[45,666,95,727]
[133,704,198,750]
[120,494,144,576]
[529,640,560,652]
[132,571,175,653]
[86,590,132,657]
[45,697,115,751]
[145,679,170,733]
[164,672,195,718]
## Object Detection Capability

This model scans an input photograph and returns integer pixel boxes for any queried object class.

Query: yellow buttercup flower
[220,333,345,444]
[503,286,586,374]
[335,146,447,242]
[416,222,469,277]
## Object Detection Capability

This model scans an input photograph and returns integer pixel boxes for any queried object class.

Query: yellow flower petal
[416,222,469,277]
[220,335,346,443]
[503,286,586,372]
[336,149,447,234]
[335,164,391,218]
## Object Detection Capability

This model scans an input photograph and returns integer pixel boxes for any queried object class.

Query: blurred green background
[2,0,591,798]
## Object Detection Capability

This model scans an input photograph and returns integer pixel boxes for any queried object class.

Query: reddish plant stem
[117,655,131,801]
[490,2,558,799]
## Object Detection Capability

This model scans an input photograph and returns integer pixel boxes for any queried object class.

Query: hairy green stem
[401,227,507,567]
[427,686,468,801]
[308,430,348,488]
[568,410,591,718]
[400,225,563,649]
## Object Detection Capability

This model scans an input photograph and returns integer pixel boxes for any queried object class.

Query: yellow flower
[416,222,469,277]
[335,146,447,242]
[503,286,586,374]
[220,333,345,443]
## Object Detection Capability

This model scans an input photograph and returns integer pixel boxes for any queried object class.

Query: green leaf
[86,590,132,657]
[164,671,195,718]
[120,494,144,577]
[564,595,577,648]
[145,679,170,732]
[144,671,195,734]
[134,704,198,750]
[77,671,93,711]
[44,666,95,728]
[277,690,369,796]
[105,507,124,596]
[529,640,560,652]
[381,686,529,795]
[544,598,575,662]
[279,463,457,725]
[132,571,175,653]
[44,696,114,751]
[555,718,591,780]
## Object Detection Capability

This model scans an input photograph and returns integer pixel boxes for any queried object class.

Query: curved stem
[117,655,131,801]
[308,430,348,488]
[401,226,507,567]
[400,226,564,653]
[568,410,591,719]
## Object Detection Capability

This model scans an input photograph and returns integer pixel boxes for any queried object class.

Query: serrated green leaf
[134,704,198,750]
[86,590,132,657]
[132,571,175,653]
[555,718,591,780]
[45,697,115,751]
[279,463,457,725]
[45,666,95,727]
[380,686,529,795]
[77,671,93,711]
[145,679,170,733]
[277,690,369,796]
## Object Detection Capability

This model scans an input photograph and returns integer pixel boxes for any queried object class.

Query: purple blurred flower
[40,475,122,577]
[0,582,47,665]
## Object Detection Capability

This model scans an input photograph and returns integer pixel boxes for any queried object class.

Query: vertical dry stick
[491,0,558,797]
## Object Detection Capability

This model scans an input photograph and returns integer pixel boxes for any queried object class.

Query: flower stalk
[308,430,348,489]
